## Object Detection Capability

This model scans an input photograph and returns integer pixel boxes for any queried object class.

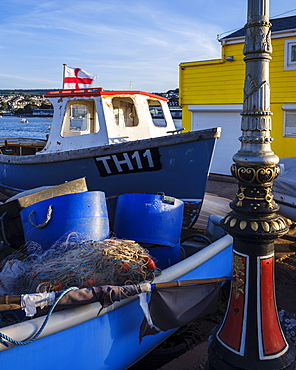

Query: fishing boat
[273,157,296,222]
[0,88,220,228]
[0,88,230,368]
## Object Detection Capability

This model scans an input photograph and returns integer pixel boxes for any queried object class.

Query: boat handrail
[167,128,185,135]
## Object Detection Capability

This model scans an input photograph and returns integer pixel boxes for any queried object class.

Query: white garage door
[189,105,242,175]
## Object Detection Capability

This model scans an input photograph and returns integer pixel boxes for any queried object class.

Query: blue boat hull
[0,130,217,202]
[0,236,233,370]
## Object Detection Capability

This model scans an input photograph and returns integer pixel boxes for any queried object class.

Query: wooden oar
[0,295,22,311]
[151,276,230,289]
[0,276,231,312]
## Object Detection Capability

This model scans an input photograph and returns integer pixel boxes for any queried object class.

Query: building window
[283,105,296,137]
[284,40,296,70]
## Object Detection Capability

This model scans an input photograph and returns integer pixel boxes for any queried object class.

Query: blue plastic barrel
[20,191,110,251]
[113,193,184,269]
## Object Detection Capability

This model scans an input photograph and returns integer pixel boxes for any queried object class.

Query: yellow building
[179,16,296,175]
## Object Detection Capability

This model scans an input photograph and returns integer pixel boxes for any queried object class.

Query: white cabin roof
[41,88,177,153]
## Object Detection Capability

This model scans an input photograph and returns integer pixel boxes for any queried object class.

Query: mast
[208,0,296,368]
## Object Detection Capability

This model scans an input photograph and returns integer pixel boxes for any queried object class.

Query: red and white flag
[63,66,97,89]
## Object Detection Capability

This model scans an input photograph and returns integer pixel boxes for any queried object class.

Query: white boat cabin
[42,88,177,153]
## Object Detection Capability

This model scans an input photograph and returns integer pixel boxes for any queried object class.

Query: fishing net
[0,233,156,295]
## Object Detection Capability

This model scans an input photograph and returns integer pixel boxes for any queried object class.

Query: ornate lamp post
[208,0,296,369]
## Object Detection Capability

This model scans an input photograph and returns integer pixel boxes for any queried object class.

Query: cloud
[5,0,295,90]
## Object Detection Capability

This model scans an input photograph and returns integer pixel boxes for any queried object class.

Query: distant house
[179,15,296,175]
[32,108,54,116]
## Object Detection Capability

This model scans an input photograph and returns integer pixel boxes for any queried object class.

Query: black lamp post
[208,0,296,368]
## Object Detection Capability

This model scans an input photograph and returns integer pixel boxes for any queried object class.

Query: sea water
[0,116,52,140]
[0,116,182,139]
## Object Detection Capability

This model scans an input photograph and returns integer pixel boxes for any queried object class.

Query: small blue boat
[0,182,232,370]
[0,233,233,370]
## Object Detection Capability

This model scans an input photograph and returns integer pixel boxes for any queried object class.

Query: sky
[1,0,296,92]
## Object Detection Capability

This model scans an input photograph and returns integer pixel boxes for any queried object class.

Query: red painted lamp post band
[208,0,296,368]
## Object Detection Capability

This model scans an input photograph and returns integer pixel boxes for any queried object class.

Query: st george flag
[63,66,97,89]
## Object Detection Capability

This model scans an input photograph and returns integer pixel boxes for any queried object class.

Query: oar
[151,276,230,289]
[0,276,231,312]
[0,295,22,311]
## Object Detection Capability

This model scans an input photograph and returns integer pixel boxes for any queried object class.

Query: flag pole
[62,64,67,89]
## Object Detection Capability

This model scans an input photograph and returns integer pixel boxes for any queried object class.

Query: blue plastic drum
[20,191,110,251]
[113,193,184,269]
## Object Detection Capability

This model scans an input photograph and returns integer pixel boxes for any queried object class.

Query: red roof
[45,88,167,100]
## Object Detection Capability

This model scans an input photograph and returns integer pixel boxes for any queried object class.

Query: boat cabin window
[112,97,139,127]
[61,100,97,137]
[148,100,167,127]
